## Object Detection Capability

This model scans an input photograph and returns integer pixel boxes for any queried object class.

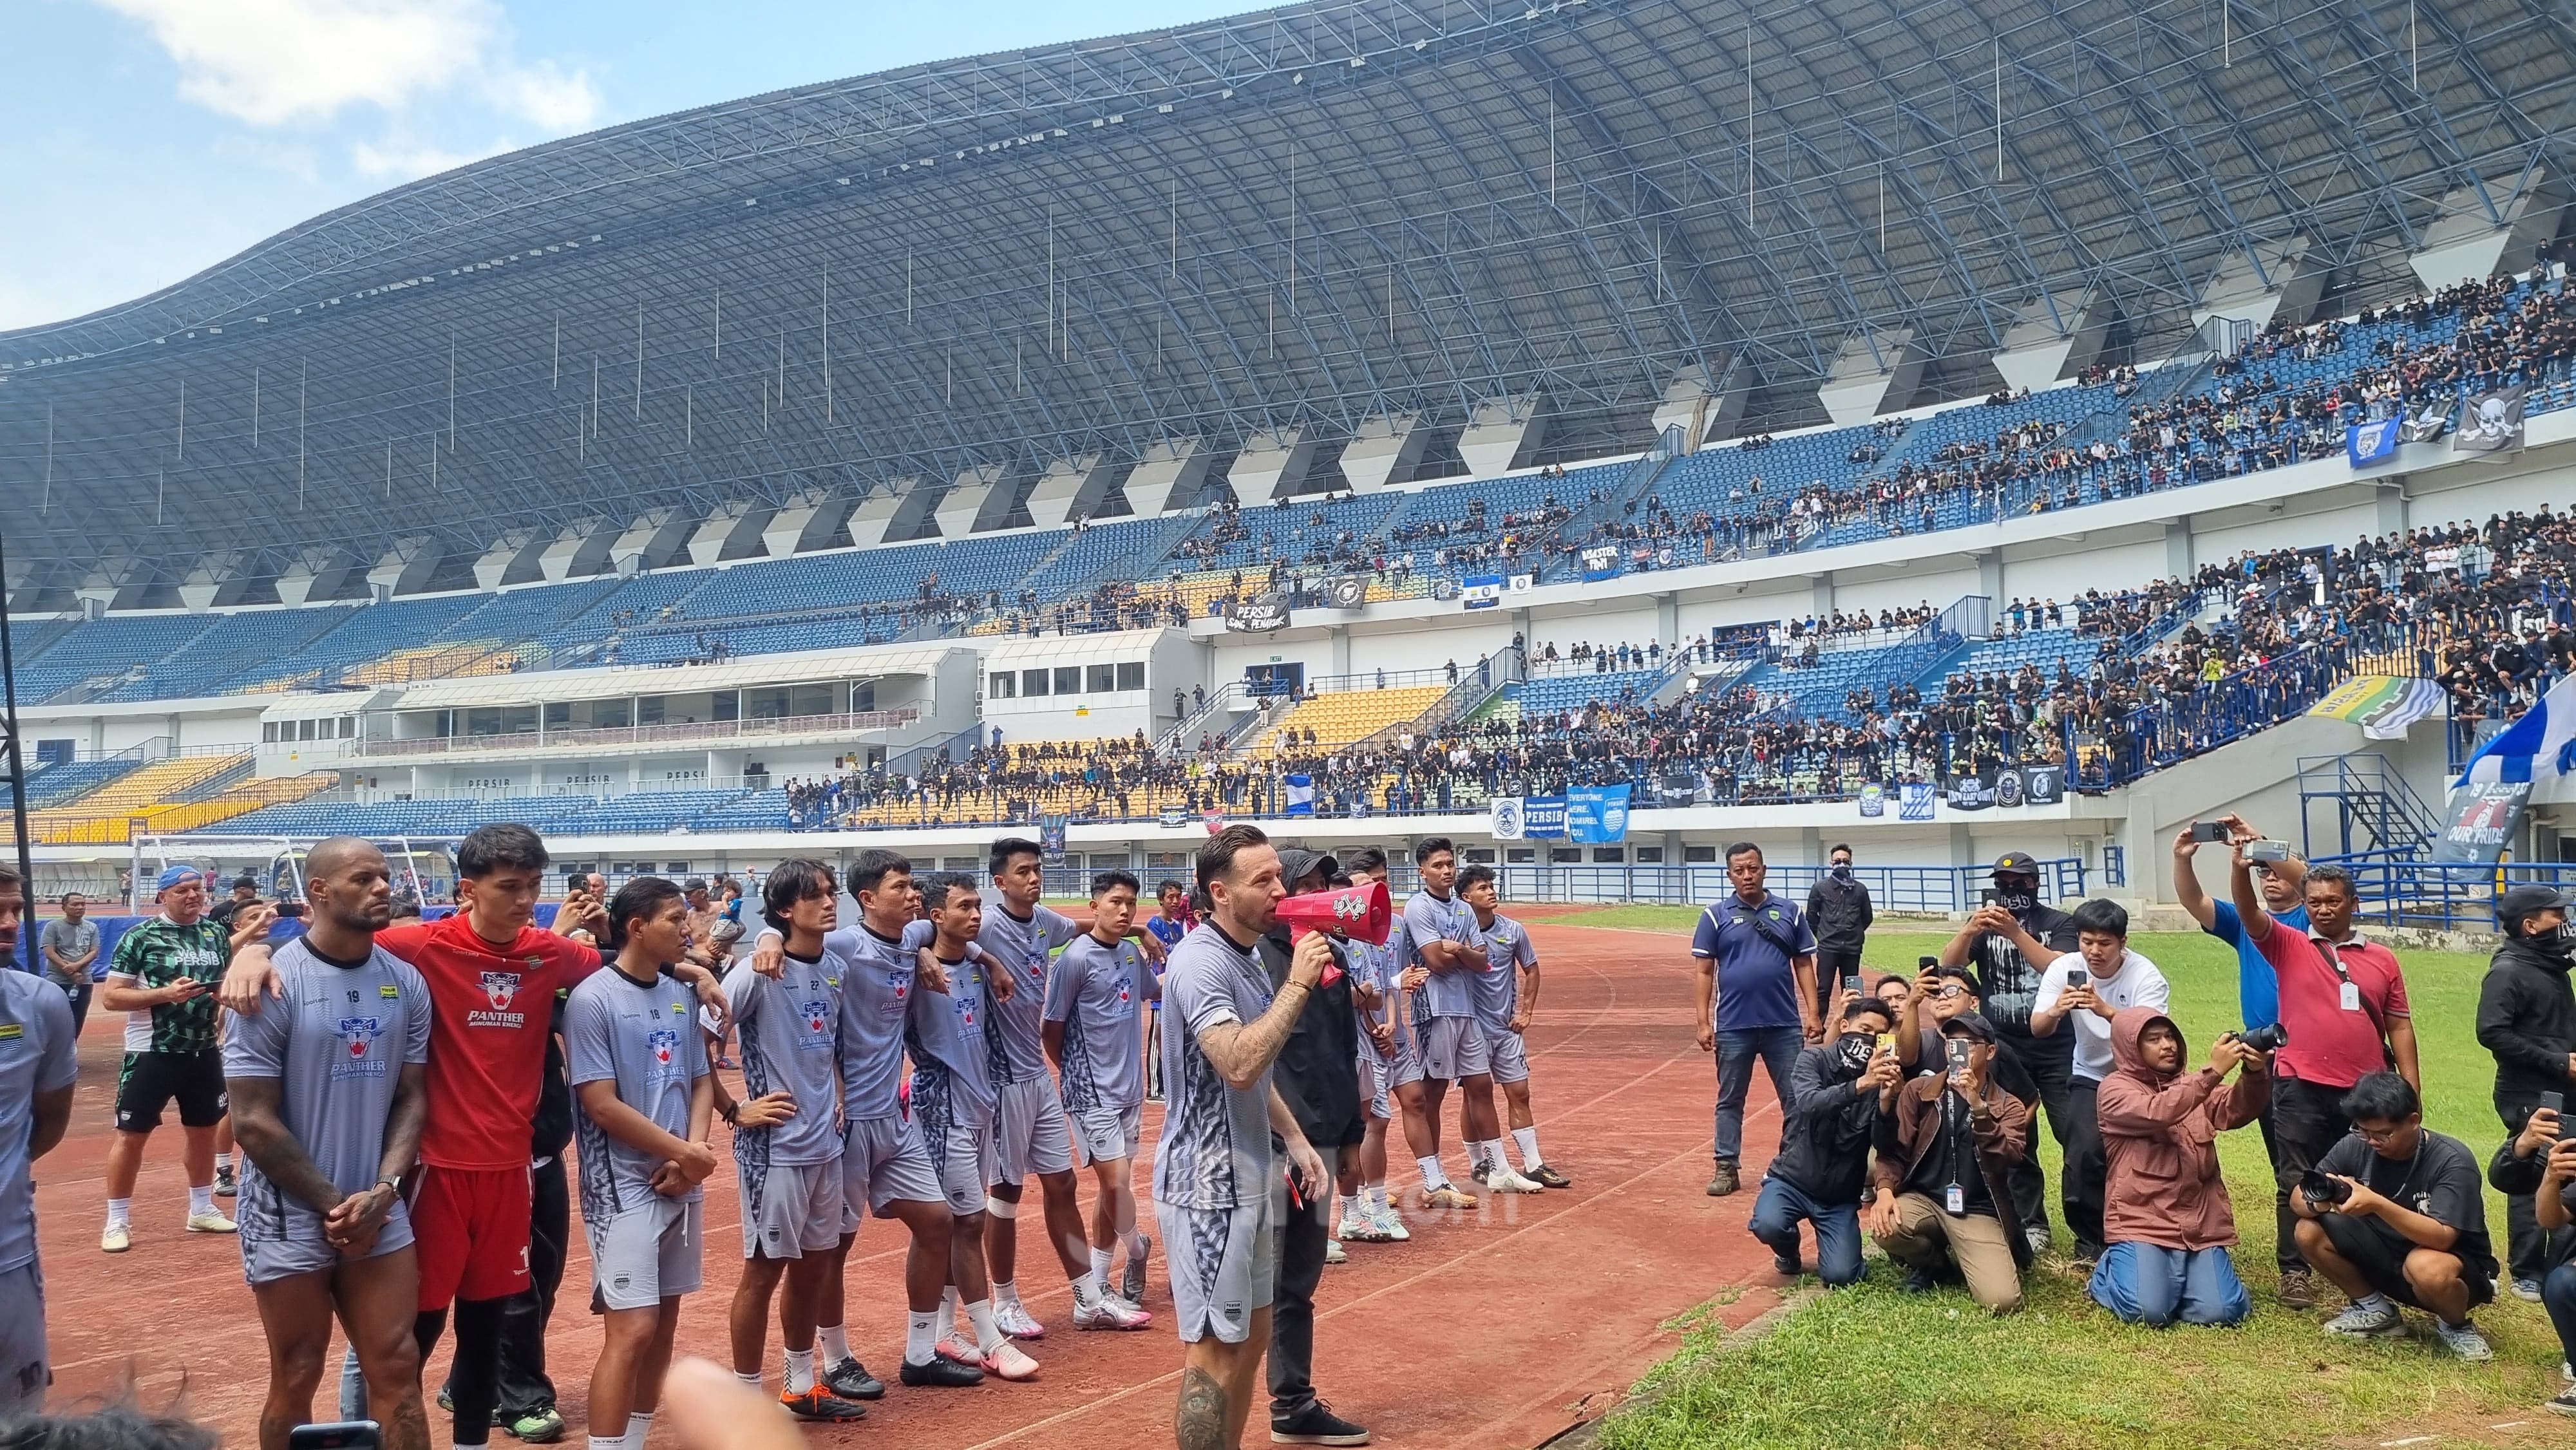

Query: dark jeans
[1713,1026,1803,1164]
[2002,1031,2074,1239]
[1747,1176,1864,1285]
[2063,1076,2105,1255]
[2497,1095,2550,1285]
[2270,1074,2355,1276]
[1268,1145,1339,1421]
[2545,1263,2576,1366]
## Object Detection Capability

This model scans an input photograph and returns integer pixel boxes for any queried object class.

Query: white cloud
[91,0,600,133]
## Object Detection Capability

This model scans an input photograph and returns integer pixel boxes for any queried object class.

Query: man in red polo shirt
[227,826,721,1450]
[2224,815,2420,1308]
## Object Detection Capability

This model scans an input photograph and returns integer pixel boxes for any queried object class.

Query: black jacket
[1258,930,1366,1150]
[2477,937,2576,1103]
[1804,874,1876,956]
[1766,1040,1884,1205]
[2488,1135,2576,1271]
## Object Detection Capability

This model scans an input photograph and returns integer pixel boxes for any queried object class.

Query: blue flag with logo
[1566,784,1631,843]
[2346,415,2400,468]
[1522,795,1567,838]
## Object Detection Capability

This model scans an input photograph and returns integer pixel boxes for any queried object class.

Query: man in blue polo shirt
[2172,821,2315,1306]
[1691,842,1819,1197]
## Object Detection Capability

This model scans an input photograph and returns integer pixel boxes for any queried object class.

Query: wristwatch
[375,1174,402,1197]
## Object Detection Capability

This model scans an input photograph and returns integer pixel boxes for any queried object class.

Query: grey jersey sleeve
[399,962,433,1066]
[563,986,618,1088]
[223,984,293,1078]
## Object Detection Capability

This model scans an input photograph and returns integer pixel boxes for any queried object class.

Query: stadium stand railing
[355,708,925,759]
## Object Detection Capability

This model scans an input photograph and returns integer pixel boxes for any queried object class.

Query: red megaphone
[1276,880,1392,946]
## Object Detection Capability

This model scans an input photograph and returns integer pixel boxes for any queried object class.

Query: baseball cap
[1940,1010,2000,1044]
[1276,849,1339,892]
[2497,883,2572,931]
[1991,851,2040,878]
[156,865,206,894]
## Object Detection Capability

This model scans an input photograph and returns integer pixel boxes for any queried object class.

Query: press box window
[989,672,1017,699]
[1551,848,1583,863]
[1115,661,1146,691]
[1021,669,1050,697]
[1054,666,1082,695]
[1086,663,1116,693]
[1684,845,1718,863]
[1592,847,1625,863]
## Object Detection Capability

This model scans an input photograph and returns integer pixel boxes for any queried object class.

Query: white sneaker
[1336,1212,1389,1243]
[100,1223,131,1253]
[1323,1238,1347,1264]
[1479,1163,1545,1194]
[1072,1295,1152,1331]
[994,1301,1047,1340]
[979,1340,1041,1381]
[185,1209,238,1234]
[1374,1203,1410,1241]
[2430,1318,2493,1361]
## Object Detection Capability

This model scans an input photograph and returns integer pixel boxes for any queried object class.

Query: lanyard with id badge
[2316,937,2366,1015]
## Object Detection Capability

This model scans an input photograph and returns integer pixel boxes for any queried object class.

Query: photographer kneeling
[2486,1103,2576,1415]
[2292,1073,2497,1358]
[2090,1008,2269,1326]
[1749,997,1902,1286]
[1868,1012,2032,1312]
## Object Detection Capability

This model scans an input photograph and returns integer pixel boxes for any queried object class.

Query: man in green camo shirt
[98,864,270,1250]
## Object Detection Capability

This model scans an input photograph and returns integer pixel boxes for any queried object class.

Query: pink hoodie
[2095,1006,2268,1252]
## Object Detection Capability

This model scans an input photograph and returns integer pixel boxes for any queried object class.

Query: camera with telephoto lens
[2225,1022,2289,1053]
[2298,1169,2349,1207]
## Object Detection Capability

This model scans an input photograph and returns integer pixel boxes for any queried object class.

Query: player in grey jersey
[1333,847,1410,1245]
[978,836,1161,1336]
[221,838,432,1450]
[0,863,78,1418]
[1043,871,1162,1308]
[703,860,871,1421]
[1155,825,1329,1450]
[752,850,990,1389]
[1461,865,1567,1189]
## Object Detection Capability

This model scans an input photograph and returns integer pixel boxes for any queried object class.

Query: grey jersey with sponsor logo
[905,952,1003,1156]
[978,903,1083,1086]
[567,966,708,1219]
[828,919,943,1120]
[1473,913,1536,1028]
[720,954,843,1167]
[1044,934,1148,1115]
[1152,923,1276,1211]
[1399,890,1484,1020]
[222,938,432,1241]
[0,970,80,1274]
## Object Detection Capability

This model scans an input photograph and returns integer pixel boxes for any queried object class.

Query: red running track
[35,915,1790,1447]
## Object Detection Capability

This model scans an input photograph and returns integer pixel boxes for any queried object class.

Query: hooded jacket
[1766,1036,1885,1204]
[2476,934,2576,1103]
[2094,1006,2268,1252]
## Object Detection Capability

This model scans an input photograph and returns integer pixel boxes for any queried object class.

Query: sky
[0,0,1235,333]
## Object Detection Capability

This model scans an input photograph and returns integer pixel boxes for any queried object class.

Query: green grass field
[1540,910,2566,1450]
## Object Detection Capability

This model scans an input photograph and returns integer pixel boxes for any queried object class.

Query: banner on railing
[1159,807,1187,829]
[2018,764,2065,805]
[1202,810,1226,834]
[1857,783,1885,818]
[1461,575,1503,610]
[1508,573,1535,593]
[1490,796,1525,840]
[1321,577,1367,609]
[2309,675,2443,740]
[1581,545,1622,582]
[1226,592,1292,631]
[1283,774,1315,816]
[2432,779,2530,863]
[1522,796,1567,838]
[2345,415,2400,468]
[1039,814,1068,863]
[2454,384,2526,455]
[1899,782,1936,821]
[1947,771,1995,811]
[1567,784,1631,843]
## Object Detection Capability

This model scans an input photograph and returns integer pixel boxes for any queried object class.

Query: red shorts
[412,1164,533,1311]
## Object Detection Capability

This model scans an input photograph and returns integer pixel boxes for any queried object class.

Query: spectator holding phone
[2228,822,2420,1310]
[2488,1104,2576,1415]
[2172,820,2315,1303]
[2292,1073,2496,1358]
[1748,997,1902,1286]
[1867,1012,2033,1312]
[1937,851,2079,1256]
[2021,900,2169,1269]
[2476,883,2576,1299]
[2090,1007,2268,1326]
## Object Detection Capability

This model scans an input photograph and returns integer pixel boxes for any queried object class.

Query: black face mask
[1831,863,1853,880]
[1835,1033,1878,1075]
[2526,923,2576,961]
[1993,883,2039,914]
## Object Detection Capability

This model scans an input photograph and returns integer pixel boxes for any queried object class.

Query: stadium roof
[4,0,2572,587]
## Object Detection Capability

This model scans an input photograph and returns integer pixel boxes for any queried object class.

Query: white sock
[966,1299,1000,1356]
[1474,1140,1505,1174]
[938,1285,960,1331]
[2353,1292,2394,1314]
[1337,1193,1360,1224]
[904,1310,939,1366]
[106,1198,131,1228]
[624,1412,652,1449]
[587,1438,620,1450]
[1090,1245,1114,1283]
[994,1279,1022,1310]
[1364,1183,1388,1212]
[1417,1154,1450,1190]
[1513,1125,1544,1170]
[733,1371,762,1389]
[815,1324,849,1362]
[1072,1270,1104,1309]
[782,1347,814,1395]
[215,1152,233,1172]
[188,1184,215,1216]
